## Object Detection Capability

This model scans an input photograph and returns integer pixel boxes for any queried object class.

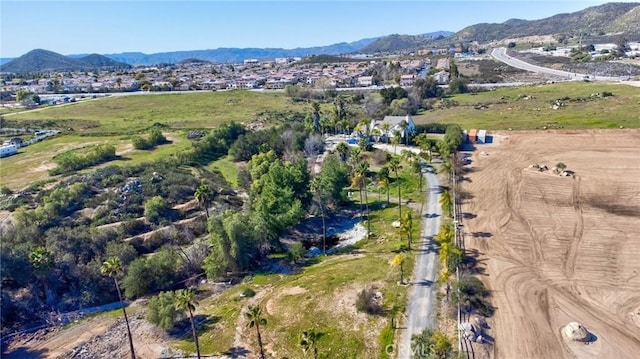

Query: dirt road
[461,130,640,358]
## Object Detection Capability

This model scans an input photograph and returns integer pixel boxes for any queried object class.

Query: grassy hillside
[414,82,640,130]
[447,2,640,43]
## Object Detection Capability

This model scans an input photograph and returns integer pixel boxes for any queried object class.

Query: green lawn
[0,131,191,190]
[414,82,640,130]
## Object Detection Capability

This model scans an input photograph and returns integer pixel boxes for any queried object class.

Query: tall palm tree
[101,257,136,359]
[175,288,201,359]
[300,328,323,359]
[377,166,390,205]
[401,211,414,250]
[380,123,391,144]
[194,180,212,218]
[353,161,369,219]
[439,189,452,217]
[310,177,327,255]
[412,158,423,192]
[391,130,401,154]
[311,101,321,132]
[335,142,349,162]
[399,119,409,146]
[388,156,402,219]
[245,305,267,359]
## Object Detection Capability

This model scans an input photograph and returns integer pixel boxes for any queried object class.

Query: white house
[357,76,373,87]
[370,115,416,142]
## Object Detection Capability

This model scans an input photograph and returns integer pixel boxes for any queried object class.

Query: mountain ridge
[0,49,131,73]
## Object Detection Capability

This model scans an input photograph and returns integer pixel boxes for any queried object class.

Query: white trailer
[0,144,17,158]
[477,129,487,144]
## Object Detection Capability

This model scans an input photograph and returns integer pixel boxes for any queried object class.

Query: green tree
[335,141,350,162]
[412,158,423,191]
[448,78,469,94]
[203,211,254,278]
[245,305,267,359]
[377,166,391,204]
[388,156,402,219]
[29,246,54,305]
[300,328,323,359]
[390,131,401,154]
[194,180,212,218]
[399,119,410,145]
[144,196,169,224]
[146,291,180,330]
[439,189,452,217]
[352,161,370,218]
[380,123,391,144]
[175,288,201,359]
[310,177,327,255]
[401,211,414,250]
[101,257,136,359]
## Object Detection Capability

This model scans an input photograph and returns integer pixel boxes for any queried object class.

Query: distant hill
[92,37,380,65]
[360,34,435,53]
[449,2,640,43]
[419,31,455,38]
[0,49,131,73]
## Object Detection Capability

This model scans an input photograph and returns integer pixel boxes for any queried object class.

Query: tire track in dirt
[564,175,584,278]
[504,168,543,265]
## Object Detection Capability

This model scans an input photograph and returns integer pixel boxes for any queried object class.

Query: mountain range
[0,49,131,73]
[1,2,639,72]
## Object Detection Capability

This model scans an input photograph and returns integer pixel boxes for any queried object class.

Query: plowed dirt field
[461,130,640,358]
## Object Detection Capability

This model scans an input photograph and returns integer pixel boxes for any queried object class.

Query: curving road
[491,47,627,82]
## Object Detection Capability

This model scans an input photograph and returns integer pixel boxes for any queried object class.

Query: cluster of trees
[411,327,456,359]
[132,127,169,150]
[50,144,117,175]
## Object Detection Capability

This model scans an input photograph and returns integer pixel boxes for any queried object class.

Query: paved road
[371,143,441,358]
[491,47,627,82]
[397,168,441,358]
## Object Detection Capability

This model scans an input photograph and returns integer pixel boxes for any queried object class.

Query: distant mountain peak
[0,49,131,73]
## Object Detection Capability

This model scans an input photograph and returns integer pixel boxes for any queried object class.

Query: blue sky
[0,0,628,57]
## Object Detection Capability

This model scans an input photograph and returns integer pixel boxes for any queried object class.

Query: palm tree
[175,288,201,359]
[300,328,323,359]
[194,180,212,218]
[390,130,401,154]
[388,156,402,219]
[335,142,349,162]
[101,257,136,359]
[245,305,267,359]
[353,161,369,219]
[310,177,327,255]
[439,159,453,182]
[311,101,321,132]
[412,158,423,192]
[380,122,391,144]
[440,189,452,217]
[401,211,414,250]
[378,166,390,204]
[399,119,409,146]
[390,254,405,284]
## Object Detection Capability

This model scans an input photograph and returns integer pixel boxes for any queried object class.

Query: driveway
[371,143,441,358]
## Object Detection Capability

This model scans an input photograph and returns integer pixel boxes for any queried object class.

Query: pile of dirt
[564,322,589,342]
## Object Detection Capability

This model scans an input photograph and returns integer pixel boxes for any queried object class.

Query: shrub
[287,242,306,263]
[355,287,383,315]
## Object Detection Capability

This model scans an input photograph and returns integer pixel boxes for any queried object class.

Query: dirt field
[460,130,640,358]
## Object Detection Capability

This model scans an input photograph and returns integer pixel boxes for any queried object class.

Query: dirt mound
[564,322,589,341]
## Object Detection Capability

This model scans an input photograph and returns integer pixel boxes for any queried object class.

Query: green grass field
[5,90,317,135]
[414,82,640,130]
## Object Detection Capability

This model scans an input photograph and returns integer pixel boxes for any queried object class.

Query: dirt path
[461,130,640,358]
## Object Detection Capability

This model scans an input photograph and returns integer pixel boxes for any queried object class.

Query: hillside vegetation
[449,2,640,43]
